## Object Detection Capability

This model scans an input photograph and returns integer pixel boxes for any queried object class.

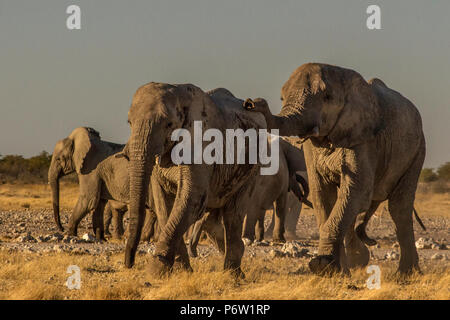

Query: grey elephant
[48,127,124,237]
[123,84,305,278]
[186,140,310,258]
[48,127,155,240]
[244,63,425,275]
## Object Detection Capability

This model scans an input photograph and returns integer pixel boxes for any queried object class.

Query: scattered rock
[392,242,399,249]
[439,244,448,250]
[415,237,435,250]
[82,233,95,242]
[281,242,309,258]
[252,240,269,247]
[36,235,50,242]
[16,222,26,227]
[431,253,444,260]
[385,251,399,260]
[269,249,285,258]
[53,245,64,253]
[15,233,36,243]
[242,238,252,246]
[49,233,64,242]
[144,282,152,288]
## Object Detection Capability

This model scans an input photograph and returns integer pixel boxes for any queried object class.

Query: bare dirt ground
[0,183,449,299]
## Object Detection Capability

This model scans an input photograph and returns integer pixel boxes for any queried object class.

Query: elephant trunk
[243,97,319,138]
[48,162,64,231]
[124,122,158,268]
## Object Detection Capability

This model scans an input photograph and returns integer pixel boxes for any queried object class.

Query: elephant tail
[413,207,427,231]
[290,174,313,209]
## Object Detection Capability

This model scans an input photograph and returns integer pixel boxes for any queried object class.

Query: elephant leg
[202,210,225,254]
[285,195,301,240]
[103,202,113,236]
[387,153,423,274]
[111,208,125,239]
[255,210,265,242]
[272,193,287,243]
[355,200,382,246]
[344,216,370,269]
[187,212,210,258]
[173,236,194,272]
[309,170,372,275]
[222,209,245,278]
[67,195,96,236]
[93,199,107,241]
[150,168,208,276]
[140,209,156,242]
[265,210,274,239]
[242,207,261,242]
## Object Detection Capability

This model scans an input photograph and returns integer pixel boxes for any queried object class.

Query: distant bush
[419,168,438,183]
[0,151,77,184]
[437,162,450,181]
[430,180,450,194]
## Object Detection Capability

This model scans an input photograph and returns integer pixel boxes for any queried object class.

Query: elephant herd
[49,62,426,278]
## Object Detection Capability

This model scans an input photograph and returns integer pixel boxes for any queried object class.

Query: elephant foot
[66,229,77,237]
[355,224,377,246]
[271,237,286,245]
[148,254,172,277]
[396,262,421,277]
[285,231,299,240]
[227,267,245,279]
[309,255,341,276]
[346,249,370,269]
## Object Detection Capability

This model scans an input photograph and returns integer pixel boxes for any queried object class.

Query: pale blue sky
[0,0,449,168]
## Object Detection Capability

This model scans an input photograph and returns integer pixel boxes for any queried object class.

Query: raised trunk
[124,125,156,268]
[48,164,64,231]
[262,108,309,137]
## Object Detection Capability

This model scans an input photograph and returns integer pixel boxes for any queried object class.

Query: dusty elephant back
[207,87,267,129]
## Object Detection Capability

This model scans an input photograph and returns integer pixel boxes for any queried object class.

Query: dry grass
[0,183,448,300]
[0,183,78,211]
[0,183,449,218]
[0,251,448,300]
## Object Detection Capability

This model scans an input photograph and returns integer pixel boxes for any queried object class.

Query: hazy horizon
[1,1,449,168]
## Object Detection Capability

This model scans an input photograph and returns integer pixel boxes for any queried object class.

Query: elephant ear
[327,73,382,148]
[68,127,101,174]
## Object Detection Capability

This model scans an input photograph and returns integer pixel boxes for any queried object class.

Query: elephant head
[244,63,382,148]
[48,127,101,231]
[124,82,222,268]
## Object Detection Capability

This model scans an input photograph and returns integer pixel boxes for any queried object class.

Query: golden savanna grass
[0,251,448,300]
[0,182,448,218]
[0,183,78,211]
[0,183,449,300]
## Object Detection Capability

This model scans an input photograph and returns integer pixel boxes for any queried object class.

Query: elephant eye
[167,122,173,128]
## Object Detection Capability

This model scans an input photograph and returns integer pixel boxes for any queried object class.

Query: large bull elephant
[244,63,425,275]
[123,84,305,278]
